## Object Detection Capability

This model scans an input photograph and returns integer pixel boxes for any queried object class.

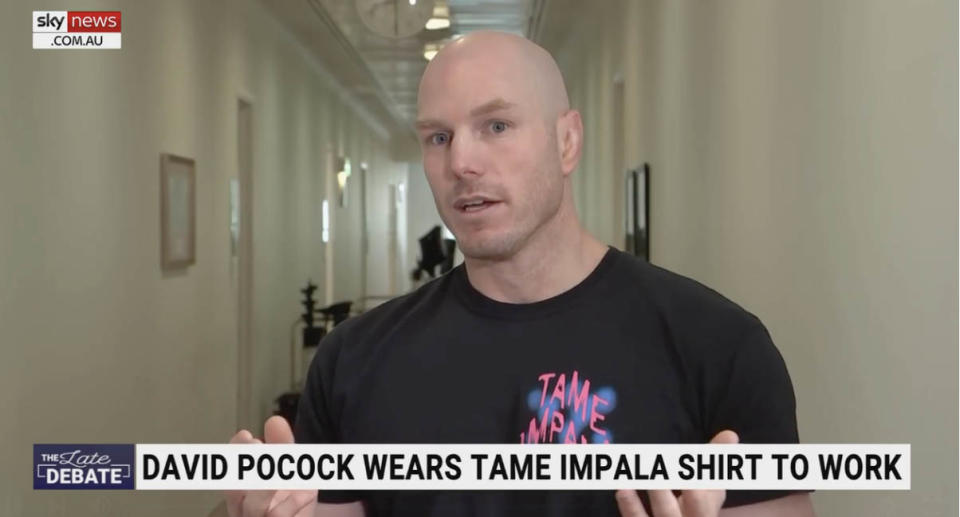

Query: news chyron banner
[33,11,121,49]
[35,444,910,491]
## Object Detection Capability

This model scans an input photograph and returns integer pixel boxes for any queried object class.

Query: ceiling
[261,0,549,142]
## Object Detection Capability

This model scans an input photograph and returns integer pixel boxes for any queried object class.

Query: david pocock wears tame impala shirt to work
[295,247,803,516]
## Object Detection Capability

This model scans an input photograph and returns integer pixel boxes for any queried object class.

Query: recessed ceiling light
[425,17,450,30]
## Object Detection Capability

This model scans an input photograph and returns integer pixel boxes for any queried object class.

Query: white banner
[134,443,910,491]
[33,33,121,49]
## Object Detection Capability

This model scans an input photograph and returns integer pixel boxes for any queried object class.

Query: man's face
[416,52,565,261]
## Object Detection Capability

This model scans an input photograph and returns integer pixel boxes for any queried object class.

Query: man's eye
[429,133,450,145]
[489,121,508,133]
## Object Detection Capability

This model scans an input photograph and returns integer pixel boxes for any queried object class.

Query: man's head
[416,31,583,261]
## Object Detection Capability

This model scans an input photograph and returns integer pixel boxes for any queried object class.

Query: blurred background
[0,0,956,515]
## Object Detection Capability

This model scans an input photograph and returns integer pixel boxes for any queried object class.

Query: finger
[242,490,275,517]
[226,490,245,517]
[615,490,649,517]
[226,429,263,516]
[265,416,296,444]
[292,498,319,517]
[648,490,682,517]
[267,490,316,517]
[709,429,739,445]
[664,429,735,516]
[226,434,263,513]
[231,429,256,444]
[267,490,293,511]
[678,489,726,516]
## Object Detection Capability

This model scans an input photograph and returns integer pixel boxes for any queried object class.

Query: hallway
[0,1,956,516]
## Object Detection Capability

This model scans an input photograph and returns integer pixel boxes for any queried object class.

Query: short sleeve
[294,332,363,504]
[703,323,811,508]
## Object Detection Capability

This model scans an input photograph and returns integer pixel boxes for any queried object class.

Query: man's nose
[448,131,482,179]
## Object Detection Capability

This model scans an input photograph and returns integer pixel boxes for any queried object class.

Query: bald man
[227,32,816,517]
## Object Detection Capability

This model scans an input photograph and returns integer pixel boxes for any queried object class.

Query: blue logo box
[34,444,135,490]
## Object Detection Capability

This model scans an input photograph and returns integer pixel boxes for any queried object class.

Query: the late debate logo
[34,444,134,489]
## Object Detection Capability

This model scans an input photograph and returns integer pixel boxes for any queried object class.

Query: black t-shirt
[295,247,803,516]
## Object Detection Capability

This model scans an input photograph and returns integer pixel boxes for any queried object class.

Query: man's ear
[556,109,583,176]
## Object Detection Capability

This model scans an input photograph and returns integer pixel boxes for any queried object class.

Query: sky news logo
[32,11,122,49]
[34,444,134,489]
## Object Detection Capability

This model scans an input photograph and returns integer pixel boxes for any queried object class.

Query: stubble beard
[451,170,565,262]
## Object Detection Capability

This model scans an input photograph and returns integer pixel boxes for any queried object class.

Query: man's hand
[225,416,317,517]
[615,430,739,517]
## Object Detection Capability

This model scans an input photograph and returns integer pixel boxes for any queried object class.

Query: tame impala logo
[520,370,617,444]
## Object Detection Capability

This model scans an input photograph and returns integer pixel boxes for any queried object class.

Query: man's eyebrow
[415,99,517,130]
[469,98,516,117]
[414,119,446,131]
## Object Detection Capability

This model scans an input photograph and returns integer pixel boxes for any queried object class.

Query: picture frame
[625,163,650,261]
[160,153,196,269]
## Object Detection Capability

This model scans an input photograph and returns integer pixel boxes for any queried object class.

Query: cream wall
[544,0,957,515]
[364,157,410,300]
[0,0,406,514]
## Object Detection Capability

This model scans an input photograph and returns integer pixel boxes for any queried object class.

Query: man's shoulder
[611,250,764,335]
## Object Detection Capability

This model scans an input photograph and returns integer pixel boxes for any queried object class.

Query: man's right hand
[615,430,738,517]
[225,416,317,517]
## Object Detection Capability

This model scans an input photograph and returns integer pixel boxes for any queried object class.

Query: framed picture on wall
[625,163,650,261]
[160,153,196,270]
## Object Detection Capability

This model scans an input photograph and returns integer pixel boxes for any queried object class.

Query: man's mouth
[454,197,502,214]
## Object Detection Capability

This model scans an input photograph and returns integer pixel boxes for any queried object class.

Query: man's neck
[462,210,609,304]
